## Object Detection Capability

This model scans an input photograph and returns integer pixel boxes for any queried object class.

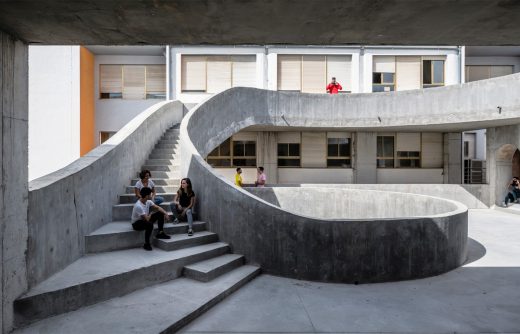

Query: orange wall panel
[80,46,95,156]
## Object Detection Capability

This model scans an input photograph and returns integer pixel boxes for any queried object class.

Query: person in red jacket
[326,77,343,94]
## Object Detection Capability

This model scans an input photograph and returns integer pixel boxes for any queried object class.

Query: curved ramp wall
[27,101,183,287]
[180,78,520,281]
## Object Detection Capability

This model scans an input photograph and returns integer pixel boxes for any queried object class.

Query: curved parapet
[176,75,520,282]
[27,101,184,287]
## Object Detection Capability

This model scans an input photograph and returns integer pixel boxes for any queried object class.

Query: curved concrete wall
[246,187,460,219]
[27,101,183,287]
[178,79,520,282]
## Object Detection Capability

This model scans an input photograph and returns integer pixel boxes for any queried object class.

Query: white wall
[29,46,80,180]
[95,55,166,144]
[214,168,258,185]
[278,168,354,184]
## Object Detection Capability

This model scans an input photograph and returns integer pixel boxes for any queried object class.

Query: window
[422,60,444,88]
[99,65,166,99]
[465,65,514,82]
[206,137,257,167]
[396,151,421,168]
[181,55,256,93]
[372,56,396,92]
[377,136,394,168]
[232,140,257,166]
[464,141,469,158]
[277,55,352,93]
[278,143,301,167]
[207,138,231,167]
[99,131,116,144]
[327,137,351,167]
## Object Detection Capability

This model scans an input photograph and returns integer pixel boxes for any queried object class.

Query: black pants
[132,211,164,244]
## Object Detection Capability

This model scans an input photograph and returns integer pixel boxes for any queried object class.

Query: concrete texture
[184,254,245,282]
[27,101,183,290]
[14,242,230,326]
[0,31,29,333]
[1,1,520,45]
[247,187,462,219]
[180,209,520,334]
[14,265,260,334]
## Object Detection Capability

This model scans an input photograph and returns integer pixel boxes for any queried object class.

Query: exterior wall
[465,56,520,74]
[1,30,29,333]
[278,168,353,184]
[29,45,81,180]
[94,55,166,144]
[377,169,443,184]
[80,46,95,155]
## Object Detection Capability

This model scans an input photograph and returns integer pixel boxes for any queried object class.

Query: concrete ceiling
[1,0,520,46]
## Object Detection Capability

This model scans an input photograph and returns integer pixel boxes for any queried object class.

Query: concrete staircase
[14,125,260,333]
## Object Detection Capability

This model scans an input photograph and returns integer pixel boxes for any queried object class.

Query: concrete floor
[180,209,520,334]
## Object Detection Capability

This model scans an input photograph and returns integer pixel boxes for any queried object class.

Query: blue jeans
[153,196,164,205]
[170,204,193,230]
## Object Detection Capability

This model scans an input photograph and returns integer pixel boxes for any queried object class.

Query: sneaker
[156,231,171,239]
[173,218,179,224]
[143,243,153,251]
[501,202,508,208]
[188,229,193,236]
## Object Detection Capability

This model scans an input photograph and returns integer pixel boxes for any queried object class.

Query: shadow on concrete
[464,237,487,265]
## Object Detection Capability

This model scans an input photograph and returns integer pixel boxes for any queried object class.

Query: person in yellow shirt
[235,167,243,187]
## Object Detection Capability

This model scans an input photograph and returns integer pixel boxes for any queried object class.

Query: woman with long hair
[170,178,196,236]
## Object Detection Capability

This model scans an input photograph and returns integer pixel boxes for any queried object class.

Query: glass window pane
[278,143,288,156]
[233,158,256,167]
[289,143,300,156]
[382,73,394,83]
[377,159,394,168]
[383,137,394,157]
[207,158,231,167]
[433,61,444,84]
[233,141,245,156]
[328,144,338,157]
[377,137,383,156]
[244,142,256,156]
[373,73,382,84]
[339,142,350,156]
[423,60,432,84]
[208,147,219,157]
[327,159,351,168]
[278,159,301,167]
[220,138,231,156]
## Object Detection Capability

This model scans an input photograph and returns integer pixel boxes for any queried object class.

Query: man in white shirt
[131,187,171,251]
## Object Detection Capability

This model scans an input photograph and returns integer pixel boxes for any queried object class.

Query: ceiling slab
[1,0,520,45]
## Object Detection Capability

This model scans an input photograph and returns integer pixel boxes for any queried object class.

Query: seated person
[131,187,171,251]
[502,176,520,207]
[134,169,163,205]
[170,178,196,236]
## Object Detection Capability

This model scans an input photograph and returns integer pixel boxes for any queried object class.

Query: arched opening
[512,149,520,179]
[495,144,518,205]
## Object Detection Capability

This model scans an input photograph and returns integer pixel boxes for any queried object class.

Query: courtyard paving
[180,209,520,334]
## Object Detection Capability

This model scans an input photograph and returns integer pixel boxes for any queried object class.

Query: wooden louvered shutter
[277,55,301,91]
[232,55,256,87]
[207,56,232,94]
[123,65,146,99]
[181,56,207,91]
[146,65,166,97]
[100,65,122,94]
[302,55,326,93]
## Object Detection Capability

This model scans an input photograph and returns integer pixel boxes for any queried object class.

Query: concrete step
[154,230,219,251]
[125,185,176,193]
[151,148,179,155]
[14,266,261,334]
[119,193,175,204]
[141,164,179,172]
[148,153,179,160]
[135,170,180,179]
[85,221,208,253]
[155,143,179,149]
[14,242,230,327]
[184,254,245,282]
[145,158,180,166]
[130,178,179,186]
[157,138,178,144]
[112,202,172,220]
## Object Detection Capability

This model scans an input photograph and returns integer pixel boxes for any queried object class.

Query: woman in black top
[170,178,196,236]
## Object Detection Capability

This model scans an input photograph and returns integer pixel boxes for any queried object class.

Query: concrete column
[354,132,377,184]
[443,132,462,184]
[0,31,29,333]
[257,131,277,184]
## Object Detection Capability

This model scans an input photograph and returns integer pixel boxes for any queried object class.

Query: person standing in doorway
[255,166,266,187]
[235,167,243,187]
[326,77,343,94]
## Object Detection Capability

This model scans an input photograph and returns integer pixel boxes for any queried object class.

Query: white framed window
[327,132,351,168]
[99,64,166,99]
[181,55,256,93]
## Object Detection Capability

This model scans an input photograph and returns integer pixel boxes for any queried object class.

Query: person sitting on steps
[170,178,196,236]
[502,176,520,207]
[131,187,171,251]
[134,169,164,205]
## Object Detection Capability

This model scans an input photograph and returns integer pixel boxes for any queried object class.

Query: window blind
[232,55,256,87]
[396,133,420,152]
[396,56,421,91]
[302,55,326,93]
[181,56,207,91]
[207,56,232,94]
[327,55,351,91]
[145,65,166,94]
[123,65,146,99]
[277,55,302,91]
[373,56,396,73]
[100,65,122,93]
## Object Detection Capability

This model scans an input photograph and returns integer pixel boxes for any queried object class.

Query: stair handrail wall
[180,75,520,282]
[27,100,184,288]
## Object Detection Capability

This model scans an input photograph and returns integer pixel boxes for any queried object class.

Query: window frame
[206,137,257,167]
[372,72,396,92]
[377,135,395,168]
[326,136,352,168]
[422,59,445,88]
[99,64,166,100]
[277,142,301,167]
